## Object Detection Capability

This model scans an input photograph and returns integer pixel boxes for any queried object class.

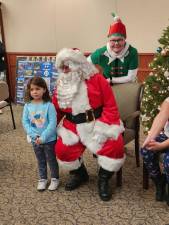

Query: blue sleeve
[22,104,37,139]
[40,103,57,143]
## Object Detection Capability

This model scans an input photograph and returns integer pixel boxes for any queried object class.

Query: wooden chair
[112,82,142,186]
[0,81,16,129]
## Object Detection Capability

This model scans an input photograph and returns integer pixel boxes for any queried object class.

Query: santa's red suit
[52,70,125,173]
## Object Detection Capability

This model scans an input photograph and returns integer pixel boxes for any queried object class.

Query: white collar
[104,42,130,64]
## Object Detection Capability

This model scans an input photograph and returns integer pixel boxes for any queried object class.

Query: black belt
[65,106,102,124]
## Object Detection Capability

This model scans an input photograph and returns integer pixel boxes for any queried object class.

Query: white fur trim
[98,155,126,172]
[55,48,98,78]
[94,120,125,140]
[113,16,120,22]
[58,126,79,145]
[77,122,103,154]
[58,158,82,171]
[56,48,87,68]
[71,81,91,114]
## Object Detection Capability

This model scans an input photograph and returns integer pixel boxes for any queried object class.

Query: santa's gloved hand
[92,133,107,144]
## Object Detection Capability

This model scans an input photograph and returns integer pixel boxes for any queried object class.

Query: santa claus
[52,48,125,201]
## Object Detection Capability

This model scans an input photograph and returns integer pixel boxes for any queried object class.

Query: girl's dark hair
[25,76,51,102]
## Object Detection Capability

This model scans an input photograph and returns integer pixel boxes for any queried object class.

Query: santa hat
[55,48,98,78]
[55,48,87,69]
[107,13,126,39]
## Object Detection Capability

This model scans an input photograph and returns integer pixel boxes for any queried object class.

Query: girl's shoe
[37,179,48,191]
[48,178,59,191]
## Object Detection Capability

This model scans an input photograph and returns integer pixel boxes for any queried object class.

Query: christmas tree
[141,25,169,134]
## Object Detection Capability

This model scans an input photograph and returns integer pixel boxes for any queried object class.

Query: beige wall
[1,0,169,53]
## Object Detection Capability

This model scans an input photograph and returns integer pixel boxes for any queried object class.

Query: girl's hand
[146,140,164,151]
[35,137,42,145]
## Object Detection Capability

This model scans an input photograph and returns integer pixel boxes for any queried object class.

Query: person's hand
[146,140,164,151]
[142,134,154,148]
[35,137,42,145]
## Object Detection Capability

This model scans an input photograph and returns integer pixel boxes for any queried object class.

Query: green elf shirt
[89,42,138,84]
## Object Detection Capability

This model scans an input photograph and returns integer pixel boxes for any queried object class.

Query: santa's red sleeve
[93,74,124,140]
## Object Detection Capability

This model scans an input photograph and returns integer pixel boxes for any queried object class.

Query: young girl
[22,76,59,191]
[141,97,169,206]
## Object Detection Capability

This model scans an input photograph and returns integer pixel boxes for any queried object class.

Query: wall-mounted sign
[16,56,58,104]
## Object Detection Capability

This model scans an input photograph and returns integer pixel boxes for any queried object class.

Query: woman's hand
[146,140,164,151]
[142,133,154,148]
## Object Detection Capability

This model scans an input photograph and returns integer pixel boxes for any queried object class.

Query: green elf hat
[107,13,126,39]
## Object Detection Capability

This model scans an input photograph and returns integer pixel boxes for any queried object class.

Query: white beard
[56,71,82,108]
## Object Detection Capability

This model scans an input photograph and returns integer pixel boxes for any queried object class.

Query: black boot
[65,163,89,191]
[152,174,166,201]
[98,167,113,201]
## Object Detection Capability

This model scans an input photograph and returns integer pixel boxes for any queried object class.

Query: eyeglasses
[60,64,70,71]
[110,38,125,44]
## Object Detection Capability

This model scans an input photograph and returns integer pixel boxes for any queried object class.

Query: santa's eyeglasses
[59,64,70,71]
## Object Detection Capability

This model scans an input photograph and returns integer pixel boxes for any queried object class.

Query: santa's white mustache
[58,71,82,83]
[56,70,83,108]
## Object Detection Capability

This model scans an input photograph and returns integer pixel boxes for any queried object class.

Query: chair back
[0,81,16,129]
[112,82,142,122]
[0,81,9,101]
[112,82,142,167]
